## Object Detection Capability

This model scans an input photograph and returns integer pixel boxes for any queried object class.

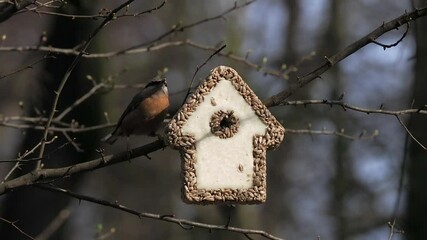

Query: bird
[102,78,169,145]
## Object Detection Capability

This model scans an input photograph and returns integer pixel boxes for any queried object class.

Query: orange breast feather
[139,92,169,119]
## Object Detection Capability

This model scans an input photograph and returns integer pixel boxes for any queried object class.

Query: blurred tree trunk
[260,0,301,235]
[282,0,299,65]
[0,1,101,239]
[323,0,349,239]
[406,1,427,239]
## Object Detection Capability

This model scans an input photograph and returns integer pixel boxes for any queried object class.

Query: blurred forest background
[0,0,426,239]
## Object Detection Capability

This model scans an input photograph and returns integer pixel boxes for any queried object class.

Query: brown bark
[406,1,427,239]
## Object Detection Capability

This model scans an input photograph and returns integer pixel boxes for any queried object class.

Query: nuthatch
[102,78,169,144]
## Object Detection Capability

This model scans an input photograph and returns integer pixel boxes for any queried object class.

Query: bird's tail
[101,133,119,144]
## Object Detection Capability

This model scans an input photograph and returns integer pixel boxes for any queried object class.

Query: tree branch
[183,44,226,105]
[35,0,136,170]
[396,115,427,151]
[0,40,309,80]
[0,139,165,195]
[286,128,379,141]
[0,54,55,80]
[0,0,34,23]
[34,184,284,240]
[23,0,166,19]
[281,99,427,116]
[262,6,427,107]
[0,216,34,239]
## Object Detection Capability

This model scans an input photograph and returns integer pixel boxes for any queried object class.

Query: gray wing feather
[109,83,162,135]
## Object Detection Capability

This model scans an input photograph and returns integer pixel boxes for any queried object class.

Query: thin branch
[371,23,410,50]
[35,0,136,170]
[0,54,55,80]
[2,135,57,182]
[387,220,405,240]
[61,132,82,152]
[286,128,379,141]
[34,184,284,240]
[0,139,165,195]
[0,115,70,127]
[183,44,226,106]
[281,100,427,116]
[3,141,42,179]
[55,82,105,121]
[0,0,35,23]
[0,216,34,239]
[116,0,255,55]
[21,0,166,19]
[396,115,427,150]
[262,6,427,107]
[0,120,115,133]
[388,102,412,240]
[3,99,427,136]
[184,40,311,79]
[0,123,382,195]
[0,137,76,164]
[0,40,308,80]
[0,157,43,163]
[0,81,144,131]
[284,100,427,148]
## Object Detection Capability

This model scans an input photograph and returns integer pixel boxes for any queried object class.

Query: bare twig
[2,136,57,182]
[183,44,226,105]
[0,139,165,195]
[55,82,106,121]
[262,6,427,107]
[387,102,412,240]
[4,99,427,136]
[0,40,308,80]
[61,132,82,152]
[286,128,379,141]
[0,0,34,23]
[21,0,166,19]
[0,136,78,164]
[0,157,43,163]
[281,100,427,116]
[0,81,147,131]
[184,41,311,79]
[2,141,42,181]
[0,121,115,133]
[0,123,381,195]
[117,0,255,54]
[283,99,427,149]
[0,54,55,80]
[396,115,426,150]
[6,97,418,138]
[387,220,405,240]
[34,184,284,240]
[35,0,137,170]
[0,115,69,127]
[0,216,34,239]
[371,23,410,50]
[0,40,281,78]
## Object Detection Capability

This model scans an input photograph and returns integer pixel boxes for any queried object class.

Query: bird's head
[145,78,168,95]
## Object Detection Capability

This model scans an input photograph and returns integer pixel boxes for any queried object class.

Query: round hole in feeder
[210,110,239,139]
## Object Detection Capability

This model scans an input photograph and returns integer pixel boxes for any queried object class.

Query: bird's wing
[110,85,161,134]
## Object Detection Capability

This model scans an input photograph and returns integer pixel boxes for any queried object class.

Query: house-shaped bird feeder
[167,66,285,204]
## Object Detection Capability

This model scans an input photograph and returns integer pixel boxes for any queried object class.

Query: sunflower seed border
[166,66,285,205]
